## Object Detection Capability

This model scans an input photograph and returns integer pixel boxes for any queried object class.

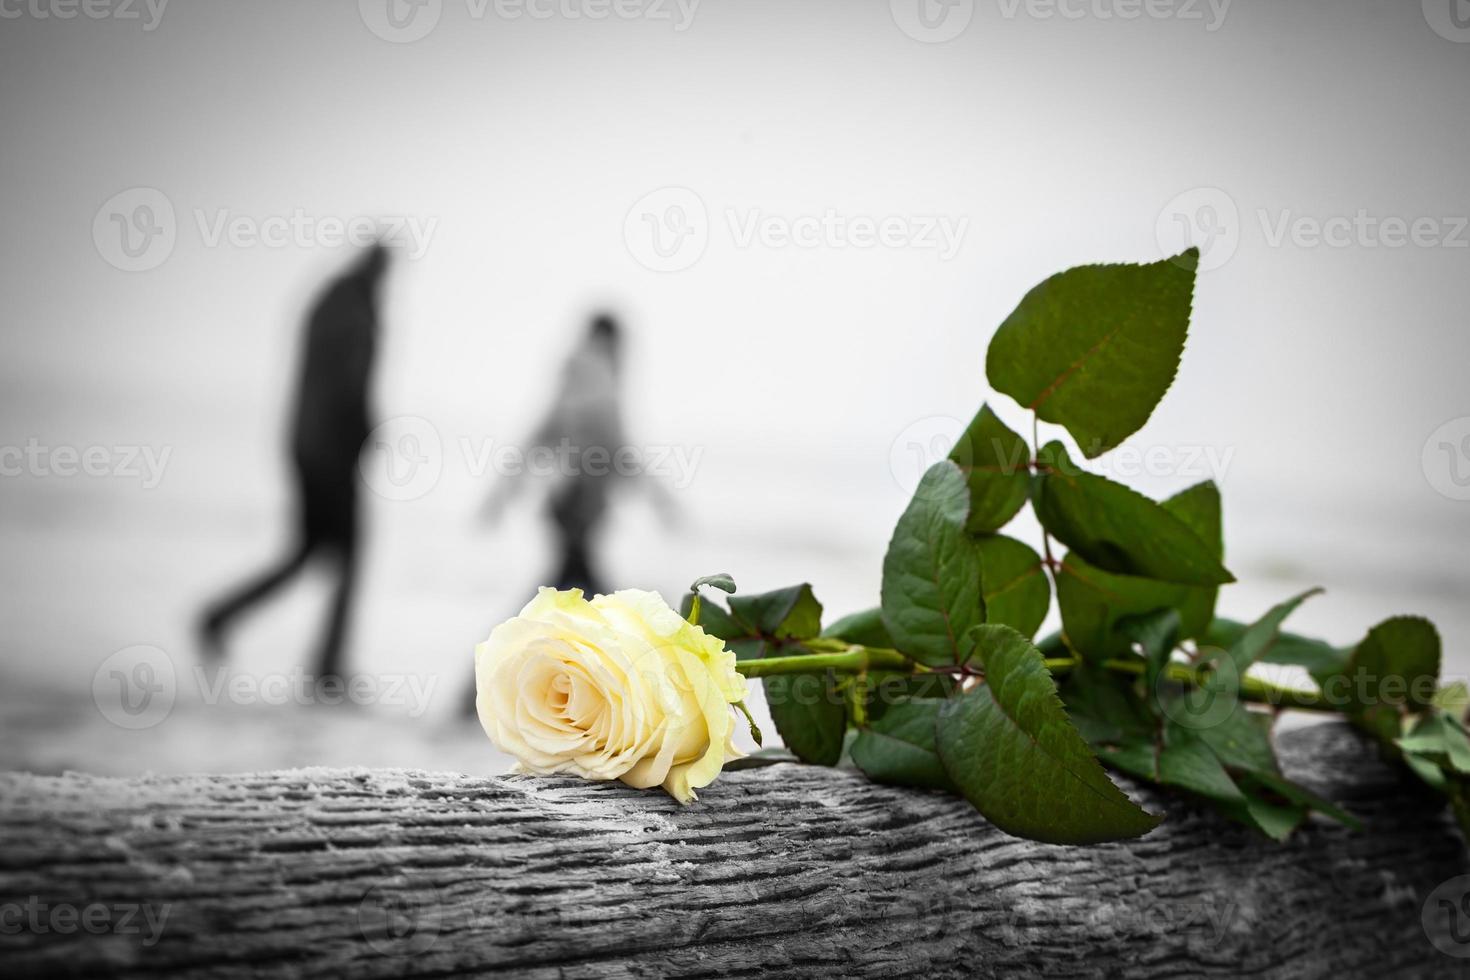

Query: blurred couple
[198,245,674,705]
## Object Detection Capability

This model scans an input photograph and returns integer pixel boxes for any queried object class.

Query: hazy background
[1,0,1467,775]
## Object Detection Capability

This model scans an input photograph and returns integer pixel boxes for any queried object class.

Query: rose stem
[734,641,1333,712]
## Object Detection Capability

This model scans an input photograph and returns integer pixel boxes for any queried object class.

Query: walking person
[467,313,677,714]
[198,244,389,683]
[482,313,634,596]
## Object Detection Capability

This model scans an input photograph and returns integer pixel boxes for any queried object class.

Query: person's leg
[314,537,358,685]
[462,663,481,718]
[554,538,604,595]
[462,525,590,719]
[198,542,311,657]
[463,481,610,717]
[549,478,608,594]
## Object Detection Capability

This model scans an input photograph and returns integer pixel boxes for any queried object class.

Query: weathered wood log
[0,723,1466,978]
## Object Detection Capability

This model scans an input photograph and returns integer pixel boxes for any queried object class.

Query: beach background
[2,0,1468,778]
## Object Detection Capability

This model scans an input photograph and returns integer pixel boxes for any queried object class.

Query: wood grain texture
[0,723,1466,979]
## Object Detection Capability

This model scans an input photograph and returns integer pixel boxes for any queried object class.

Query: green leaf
[1340,616,1442,713]
[1161,480,1222,553]
[949,404,1031,533]
[679,593,746,644]
[690,573,737,595]
[1194,704,1279,774]
[722,638,765,661]
[1226,794,1305,842]
[1221,590,1323,675]
[1141,714,1362,837]
[851,699,955,792]
[728,584,824,641]
[881,461,985,666]
[763,668,846,766]
[1033,442,1234,586]
[985,249,1199,458]
[1353,705,1404,745]
[679,587,810,660]
[1203,616,1348,686]
[1060,661,1156,746]
[1118,607,1181,698]
[1055,557,1199,662]
[1402,753,1450,791]
[1161,714,1357,832]
[1396,730,1448,757]
[1161,481,1224,632]
[1055,483,1221,663]
[1236,769,1362,832]
[870,673,960,707]
[975,534,1050,639]
[680,585,840,765]
[1067,672,1316,841]
[935,625,1160,844]
[1434,681,1470,716]
[821,607,893,649]
[1090,709,1348,839]
[1158,728,1246,804]
[1096,739,1159,782]
[1399,711,1470,775]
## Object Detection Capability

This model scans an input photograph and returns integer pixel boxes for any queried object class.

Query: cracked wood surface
[0,723,1466,979]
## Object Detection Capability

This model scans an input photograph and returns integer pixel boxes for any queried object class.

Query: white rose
[475,587,747,803]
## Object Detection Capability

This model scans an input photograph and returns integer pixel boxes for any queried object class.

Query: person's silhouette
[199,244,388,682]
[482,314,630,596]
[468,314,678,715]
[545,314,624,595]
